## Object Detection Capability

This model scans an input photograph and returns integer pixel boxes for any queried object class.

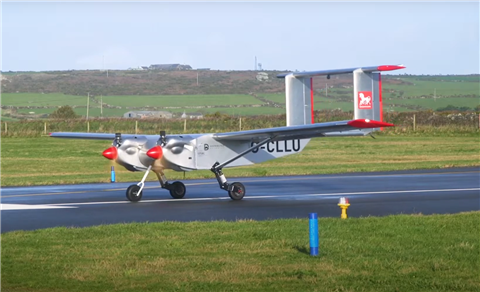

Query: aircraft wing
[49,132,157,140]
[213,119,393,142]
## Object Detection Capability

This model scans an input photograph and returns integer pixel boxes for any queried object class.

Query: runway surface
[2,167,479,233]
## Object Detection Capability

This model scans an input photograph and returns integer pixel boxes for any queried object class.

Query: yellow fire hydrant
[337,197,350,219]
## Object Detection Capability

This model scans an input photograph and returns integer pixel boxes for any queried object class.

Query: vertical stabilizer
[285,74,313,126]
[353,69,382,131]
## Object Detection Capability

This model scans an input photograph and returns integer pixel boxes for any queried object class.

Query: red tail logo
[358,91,372,109]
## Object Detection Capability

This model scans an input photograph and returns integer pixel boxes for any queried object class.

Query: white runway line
[47,187,480,207]
[1,204,76,211]
[300,188,480,198]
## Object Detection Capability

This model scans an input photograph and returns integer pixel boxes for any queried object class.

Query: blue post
[110,166,116,183]
[309,213,319,256]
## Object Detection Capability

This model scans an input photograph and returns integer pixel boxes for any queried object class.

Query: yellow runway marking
[2,170,478,198]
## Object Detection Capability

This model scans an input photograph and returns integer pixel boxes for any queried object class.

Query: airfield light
[309,213,319,256]
[146,146,163,160]
[102,146,118,160]
[338,197,350,219]
[110,166,116,183]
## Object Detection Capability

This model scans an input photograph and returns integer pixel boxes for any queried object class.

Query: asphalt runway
[2,167,479,233]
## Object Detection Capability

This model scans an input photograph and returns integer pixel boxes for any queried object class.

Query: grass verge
[2,212,479,292]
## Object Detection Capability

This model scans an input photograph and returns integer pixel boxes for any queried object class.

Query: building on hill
[124,111,173,119]
[149,64,192,71]
[180,111,204,119]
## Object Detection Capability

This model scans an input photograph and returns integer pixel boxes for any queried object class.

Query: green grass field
[386,97,480,110]
[385,78,480,98]
[2,93,264,108]
[2,93,89,106]
[16,107,131,117]
[2,212,479,292]
[0,115,19,121]
[1,135,478,186]
[173,106,285,116]
[101,94,264,107]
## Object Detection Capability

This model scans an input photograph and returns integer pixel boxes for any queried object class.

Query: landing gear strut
[211,163,246,200]
[210,136,275,201]
[126,165,152,202]
[154,170,186,199]
[125,166,187,202]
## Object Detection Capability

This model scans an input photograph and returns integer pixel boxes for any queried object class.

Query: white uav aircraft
[51,65,405,202]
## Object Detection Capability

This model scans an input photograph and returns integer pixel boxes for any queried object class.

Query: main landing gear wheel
[168,181,186,199]
[228,182,245,200]
[126,184,143,202]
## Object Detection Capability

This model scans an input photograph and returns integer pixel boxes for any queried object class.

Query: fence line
[413,114,416,132]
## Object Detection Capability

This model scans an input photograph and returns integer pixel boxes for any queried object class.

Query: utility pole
[434,88,436,102]
[196,71,199,86]
[326,83,328,97]
[86,92,90,120]
[101,95,103,116]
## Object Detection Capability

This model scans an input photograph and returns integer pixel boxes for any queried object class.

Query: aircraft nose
[102,146,118,160]
[146,146,163,160]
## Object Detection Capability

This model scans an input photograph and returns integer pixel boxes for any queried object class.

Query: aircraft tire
[228,182,245,200]
[169,181,186,199]
[126,184,143,202]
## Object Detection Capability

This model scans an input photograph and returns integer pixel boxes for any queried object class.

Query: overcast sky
[2,1,479,74]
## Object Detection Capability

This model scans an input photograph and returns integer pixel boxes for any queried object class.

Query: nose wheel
[126,184,143,202]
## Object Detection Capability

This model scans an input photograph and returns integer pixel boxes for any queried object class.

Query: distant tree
[437,105,474,112]
[437,105,458,112]
[50,105,79,119]
[205,111,229,119]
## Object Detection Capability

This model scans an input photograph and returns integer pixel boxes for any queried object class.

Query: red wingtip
[377,65,406,72]
[146,146,163,160]
[347,119,395,128]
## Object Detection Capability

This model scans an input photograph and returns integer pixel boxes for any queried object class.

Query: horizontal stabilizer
[277,65,405,78]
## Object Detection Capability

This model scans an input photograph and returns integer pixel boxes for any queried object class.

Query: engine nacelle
[103,137,158,171]
[102,135,198,172]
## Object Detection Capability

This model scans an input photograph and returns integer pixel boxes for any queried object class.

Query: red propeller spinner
[102,146,118,160]
[146,146,163,160]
